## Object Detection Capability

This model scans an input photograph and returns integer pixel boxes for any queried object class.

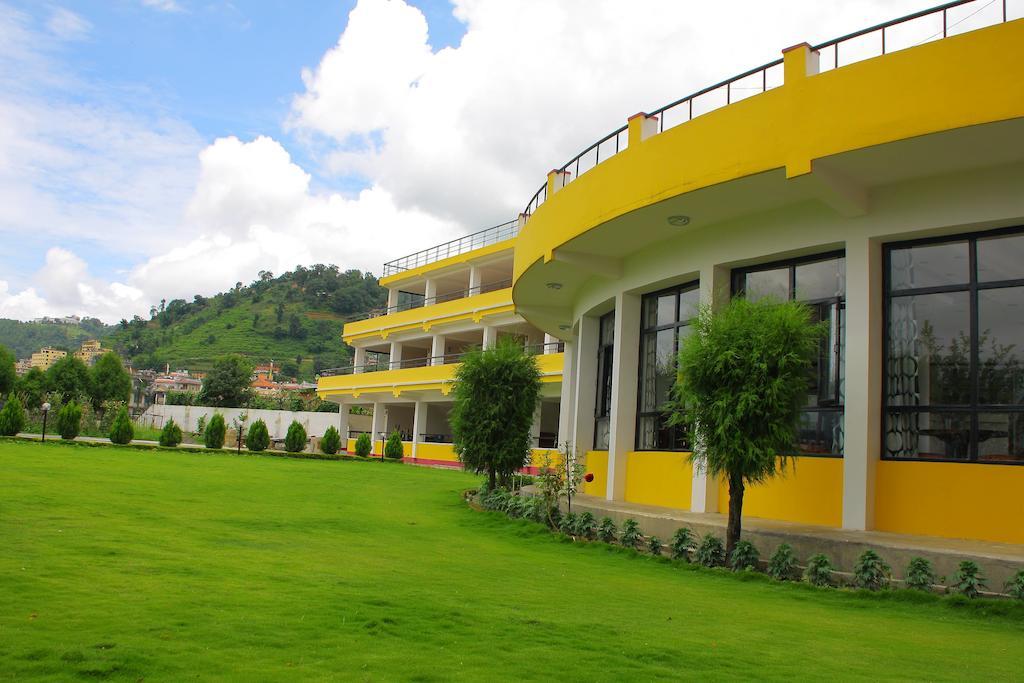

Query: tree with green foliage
[14,367,46,410]
[320,425,341,455]
[199,355,254,407]
[46,355,92,404]
[668,297,824,556]
[56,401,82,440]
[108,406,134,444]
[354,432,372,457]
[384,430,404,459]
[90,352,132,409]
[451,339,542,490]
[247,419,270,451]
[159,418,183,447]
[284,420,307,453]
[204,413,227,449]
[0,344,15,397]
[0,395,26,436]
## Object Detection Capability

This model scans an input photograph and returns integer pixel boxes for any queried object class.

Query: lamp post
[41,402,51,442]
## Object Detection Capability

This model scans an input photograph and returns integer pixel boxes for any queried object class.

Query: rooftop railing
[382,219,519,277]
[522,0,1017,218]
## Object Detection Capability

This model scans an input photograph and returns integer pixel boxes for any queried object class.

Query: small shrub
[320,426,341,455]
[195,415,207,437]
[1004,570,1024,599]
[648,536,663,556]
[246,419,270,452]
[284,420,307,453]
[108,406,134,445]
[158,418,182,447]
[951,560,987,598]
[0,395,26,436]
[559,512,577,534]
[598,517,617,543]
[903,557,937,592]
[384,430,404,459]
[729,540,760,572]
[619,519,642,549]
[804,553,834,587]
[505,495,525,519]
[204,413,226,449]
[572,511,596,539]
[56,401,82,440]
[354,433,372,457]
[669,527,694,562]
[696,535,726,568]
[767,544,797,581]
[852,549,891,591]
[523,496,546,523]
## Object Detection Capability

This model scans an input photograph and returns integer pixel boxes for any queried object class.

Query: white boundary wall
[140,404,370,440]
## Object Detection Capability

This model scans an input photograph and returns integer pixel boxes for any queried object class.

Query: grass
[1,441,1022,681]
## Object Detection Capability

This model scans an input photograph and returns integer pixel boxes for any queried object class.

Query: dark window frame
[634,281,700,451]
[882,225,1024,465]
[594,311,615,450]
[732,250,846,458]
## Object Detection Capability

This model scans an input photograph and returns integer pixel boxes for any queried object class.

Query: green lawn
[1,441,1021,681]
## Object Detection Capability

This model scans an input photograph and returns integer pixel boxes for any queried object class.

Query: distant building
[252,362,278,383]
[14,358,32,375]
[30,347,67,371]
[73,340,105,366]
[150,371,203,405]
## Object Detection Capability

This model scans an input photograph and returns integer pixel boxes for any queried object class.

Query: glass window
[636,282,699,450]
[594,311,615,450]
[733,253,846,456]
[884,228,1024,462]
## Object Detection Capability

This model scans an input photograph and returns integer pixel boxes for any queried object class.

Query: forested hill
[0,317,112,358]
[105,265,385,380]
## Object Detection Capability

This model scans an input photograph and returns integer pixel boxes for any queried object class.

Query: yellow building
[73,340,105,366]
[30,347,67,371]
[321,4,1024,546]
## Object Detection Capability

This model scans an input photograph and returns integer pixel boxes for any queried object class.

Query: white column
[424,279,438,304]
[370,402,384,455]
[543,333,559,353]
[691,265,730,513]
[530,402,542,449]
[468,266,482,295]
[353,346,367,374]
[389,341,403,370]
[386,288,399,310]
[842,235,882,530]
[338,401,349,441]
[557,339,576,449]
[607,292,641,501]
[482,325,498,350]
[412,400,425,459]
[572,315,599,461]
[431,335,446,365]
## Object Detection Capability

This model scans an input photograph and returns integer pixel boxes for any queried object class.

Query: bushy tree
[90,352,132,409]
[14,367,46,409]
[0,344,15,397]
[246,418,270,451]
[384,429,404,459]
[320,425,341,455]
[669,297,824,556]
[284,420,307,452]
[0,395,26,436]
[204,413,226,449]
[159,418,183,447]
[199,355,253,407]
[46,355,92,404]
[56,401,82,440]
[108,406,134,444]
[451,339,542,489]
[354,432,372,457]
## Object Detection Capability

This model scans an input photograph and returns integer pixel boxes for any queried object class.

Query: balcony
[381,219,518,279]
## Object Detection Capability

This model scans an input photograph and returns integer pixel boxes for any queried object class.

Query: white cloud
[46,7,91,41]
[141,0,184,13]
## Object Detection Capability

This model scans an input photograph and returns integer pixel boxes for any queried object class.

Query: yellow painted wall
[414,442,460,463]
[513,20,1024,284]
[875,460,1024,545]
[344,288,514,343]
[583,450,608,497]
[379,239,515,288]
[716,457,844,527]
[624,451,693,510]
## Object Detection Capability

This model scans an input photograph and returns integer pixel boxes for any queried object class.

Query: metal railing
[522,0,1016,218]
[524,341,565,355]
[382,219,519,277]
[348,278,513,322]
[317,342,564,378]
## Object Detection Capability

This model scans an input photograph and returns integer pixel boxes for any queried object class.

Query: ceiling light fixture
[559,324,571,331]
[546,282,563,290]
[667,215,691,227]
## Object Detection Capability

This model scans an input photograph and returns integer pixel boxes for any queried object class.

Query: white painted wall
[140,404,370,439]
